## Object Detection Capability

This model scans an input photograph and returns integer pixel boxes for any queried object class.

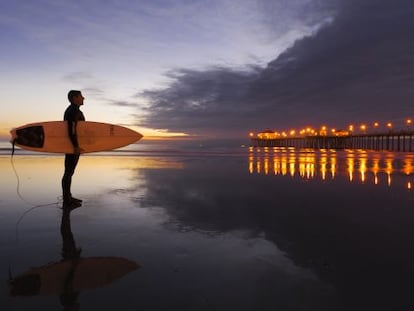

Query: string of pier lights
[249,118,413,139]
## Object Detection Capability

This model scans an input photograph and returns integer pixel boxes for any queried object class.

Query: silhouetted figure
[62,90,85,203]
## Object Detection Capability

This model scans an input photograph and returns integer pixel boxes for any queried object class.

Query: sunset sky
[1,0,413,140]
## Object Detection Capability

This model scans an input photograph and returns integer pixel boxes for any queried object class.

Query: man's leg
[62,154,80,202]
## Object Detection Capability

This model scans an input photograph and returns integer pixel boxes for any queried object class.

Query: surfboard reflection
[249,147,414,189]
[9,201,139,309]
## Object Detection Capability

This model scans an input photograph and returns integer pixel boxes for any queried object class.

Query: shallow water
[1,144,414,310]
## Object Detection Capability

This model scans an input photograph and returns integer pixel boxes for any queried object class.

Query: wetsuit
[62,104,85,201]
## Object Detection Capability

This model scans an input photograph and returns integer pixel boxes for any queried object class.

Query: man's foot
[62,199,82,211]
[71,196,83,203]
[63,195,83,203]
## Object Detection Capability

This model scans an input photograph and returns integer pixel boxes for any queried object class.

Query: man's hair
[67,90,82,103]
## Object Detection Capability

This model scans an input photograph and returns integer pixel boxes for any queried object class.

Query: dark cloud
[141,0,414,137]
[254,0,414,125]
[140,66,261,137]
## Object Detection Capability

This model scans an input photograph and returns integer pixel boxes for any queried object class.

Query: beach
[1,142,414,310]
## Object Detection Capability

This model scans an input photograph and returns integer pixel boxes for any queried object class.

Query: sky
[1,0,413,140]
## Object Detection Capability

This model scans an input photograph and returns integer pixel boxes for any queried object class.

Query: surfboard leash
[10,156,59,229]
[9,146,60,241]
[7,139,60,286]
[10,142,59,207]
[10,154,35,207]
[11,138,16,157]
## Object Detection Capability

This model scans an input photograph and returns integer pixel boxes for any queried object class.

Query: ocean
[1,139,414,310]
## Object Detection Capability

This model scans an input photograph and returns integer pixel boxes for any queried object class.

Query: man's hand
[73,146,84,154]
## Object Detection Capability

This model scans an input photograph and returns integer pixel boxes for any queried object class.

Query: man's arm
[66,120,81,154]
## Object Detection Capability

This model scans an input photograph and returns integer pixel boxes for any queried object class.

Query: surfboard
[10,121,143,153]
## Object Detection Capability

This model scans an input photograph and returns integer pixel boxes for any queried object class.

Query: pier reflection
[249,147,414,189]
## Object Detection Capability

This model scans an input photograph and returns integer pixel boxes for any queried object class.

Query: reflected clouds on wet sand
[1,148,414,310]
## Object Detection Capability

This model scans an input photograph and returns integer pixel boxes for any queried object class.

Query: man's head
[67,90,84,106]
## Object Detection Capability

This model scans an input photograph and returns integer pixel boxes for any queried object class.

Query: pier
[250,131,414,152]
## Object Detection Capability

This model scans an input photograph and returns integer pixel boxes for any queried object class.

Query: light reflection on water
[2,145,414,310]
[249,147,414,190]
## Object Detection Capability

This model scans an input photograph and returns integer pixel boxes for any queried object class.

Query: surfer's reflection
[59,200,82,310]
[9,201,139,310]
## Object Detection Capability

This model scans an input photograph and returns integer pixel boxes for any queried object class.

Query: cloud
[62,73,107,102]
[82,87,105,96]
[140,66,262,136]
[140,0,414,137]
[254,0,414,124]
[107,100,139,108]
[62,71,95,83]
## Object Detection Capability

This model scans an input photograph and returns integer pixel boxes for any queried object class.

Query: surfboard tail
[10,126,45,149]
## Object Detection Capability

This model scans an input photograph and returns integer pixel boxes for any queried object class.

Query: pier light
[331,128,336,134]
[360,124,367,133]
[374,122,379,128]
[407,119,412,126]
[290,130,296,136]
[348,125,354,132]
[249,132,254,137]
[387,122,393,134]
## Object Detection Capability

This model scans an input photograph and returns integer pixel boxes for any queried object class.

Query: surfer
[62,90,85,204]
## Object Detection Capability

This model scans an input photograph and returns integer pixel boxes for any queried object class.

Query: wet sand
[1,150,414,310]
